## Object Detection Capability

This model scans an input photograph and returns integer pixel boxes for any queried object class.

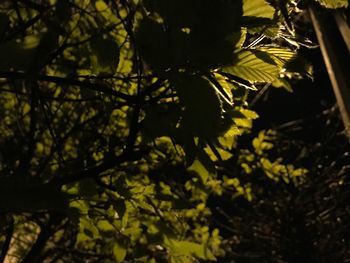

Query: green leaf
[272,78,293,92]
[182,135,197,166]
[187,160,210,184]
[78,178,98,197]
[135,18,179,70]
[186,32,236,69]
[114,175,131,198]
[144,0,242,34]
[284,55,313,77]
[113,198,127,219]
[169,255,193,263]
[234,118,253,129]
[204,146,233,162]
[173,75,222,138]
[0,36,40,70]
[317,0,348,8]
[166,238,216,261]
[143,0,199,28]
[155,184,187,208]
[113,241,127,263]
[240,109,259,119]
[242,0,275,19]
[136,6,241,70]
[143,103,180,139]
[292,168,308,177]
[79,216,100,239]
[209,74,233,105]
[97,220,115,232]
[233,28,247,48]
[256,47,296,67]
[90,36,120,75]
[54,0,72,23]
[222,125,242,138]
[248,25,279,38]
[222,50,280,83]
[252,130,275,155]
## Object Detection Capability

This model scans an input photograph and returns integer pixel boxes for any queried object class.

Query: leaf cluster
[0,0,346,262]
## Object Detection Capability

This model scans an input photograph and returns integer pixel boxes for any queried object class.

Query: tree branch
[0,71,137,102]
[0,216,14,263]
[16,80,38,177]
[22,213,64,263]
[52,148,149,186]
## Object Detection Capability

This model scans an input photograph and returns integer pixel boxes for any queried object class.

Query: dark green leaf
[173,75,223,138]
[113,198,127,219]
[90,36,120,75]
[143,103,180,139]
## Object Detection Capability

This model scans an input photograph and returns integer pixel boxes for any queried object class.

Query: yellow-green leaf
[113,241,127,263]
[317,0,348,8]
[243,0,275,19]
[222,50,280,83]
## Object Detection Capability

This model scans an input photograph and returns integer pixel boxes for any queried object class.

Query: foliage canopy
[0,0,348,262]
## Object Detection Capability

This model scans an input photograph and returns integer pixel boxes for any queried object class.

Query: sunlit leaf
[240,109,259,119]
[317,0,348,8]
[222,50,280,83]
[113,241,127,263]
[97,220,115,232]
[242,0,275,19]
[256,47,296,67]
[187,160,210,184]
[166,238,216,261]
